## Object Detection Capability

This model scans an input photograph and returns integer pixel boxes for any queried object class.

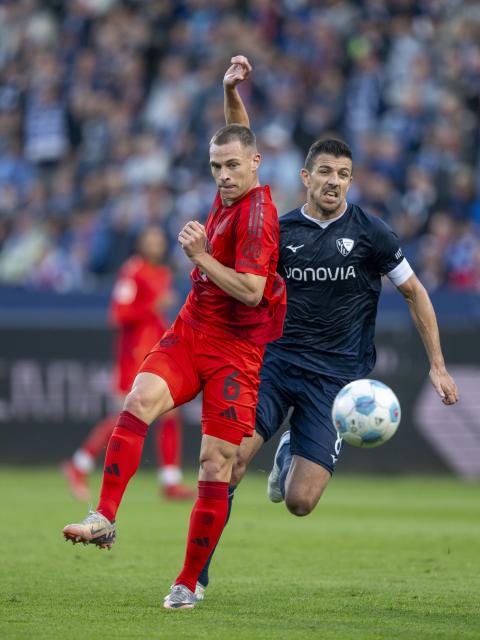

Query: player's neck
[304,200,347,221]
[142,256,162,266]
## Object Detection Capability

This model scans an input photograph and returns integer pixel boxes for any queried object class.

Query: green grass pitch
[1,468,479,640]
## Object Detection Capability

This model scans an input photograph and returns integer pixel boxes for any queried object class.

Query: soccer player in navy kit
[196,56,458,596]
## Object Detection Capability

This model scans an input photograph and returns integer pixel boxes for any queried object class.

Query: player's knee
[124,387,156,423]
[285,499,314,517]
[285,493,317,517]
[199,448,234,481]
[199,456,229,480]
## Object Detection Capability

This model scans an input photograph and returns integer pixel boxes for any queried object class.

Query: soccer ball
[331,379,401,448]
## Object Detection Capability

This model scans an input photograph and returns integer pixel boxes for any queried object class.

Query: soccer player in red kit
[63,124,286,609]
[62,226,194,502]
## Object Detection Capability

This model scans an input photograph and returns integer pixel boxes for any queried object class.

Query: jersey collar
[300,202,348,227]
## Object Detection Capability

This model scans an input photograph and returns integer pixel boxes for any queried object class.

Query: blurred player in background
[196,55,459,595]
[63,124,286,610]
[62,226,194,502]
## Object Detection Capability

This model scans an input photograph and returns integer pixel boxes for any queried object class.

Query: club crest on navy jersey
[336,237,354,256]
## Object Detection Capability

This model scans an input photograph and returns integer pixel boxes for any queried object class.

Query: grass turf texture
[0,469,479,640]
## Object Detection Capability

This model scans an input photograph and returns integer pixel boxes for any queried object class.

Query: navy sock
[278,440,292,499]
[197,485,236,588]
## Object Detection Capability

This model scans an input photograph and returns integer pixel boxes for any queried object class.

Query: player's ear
[252,152,261,172]
[300,168,310,188]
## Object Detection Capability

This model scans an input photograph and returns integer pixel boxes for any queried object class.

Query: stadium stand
[0,0,479,296]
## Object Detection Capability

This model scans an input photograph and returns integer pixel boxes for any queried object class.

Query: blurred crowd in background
[0,0,479,296]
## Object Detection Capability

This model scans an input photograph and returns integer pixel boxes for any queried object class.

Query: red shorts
[138,316,265,445]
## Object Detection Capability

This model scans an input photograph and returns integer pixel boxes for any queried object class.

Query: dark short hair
[210,124,257,150]
[304,138,352,171]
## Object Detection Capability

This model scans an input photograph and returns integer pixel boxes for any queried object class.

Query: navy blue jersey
[267,204,406,378]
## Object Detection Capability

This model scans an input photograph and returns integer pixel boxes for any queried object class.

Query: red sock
[155,413,181,467]
[96,411,148,522]
[81,415,117,459]
[175,481,229,592]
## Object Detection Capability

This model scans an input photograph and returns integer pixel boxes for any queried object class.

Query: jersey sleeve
[234,194,279,276]
[370,217,408,276]
[386,259,413,287]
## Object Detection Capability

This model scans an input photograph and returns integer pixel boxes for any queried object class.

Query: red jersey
[180,185,286,345]
[110,256,172,393]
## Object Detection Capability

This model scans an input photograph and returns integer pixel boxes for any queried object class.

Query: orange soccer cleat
[162,484,196,501]
[61,460,91,502]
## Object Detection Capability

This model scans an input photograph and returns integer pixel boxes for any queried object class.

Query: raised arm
[397,274,458,405]
[223,55,252,127]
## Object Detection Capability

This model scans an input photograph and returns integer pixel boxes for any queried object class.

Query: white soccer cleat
[63,511,116,549]
[267,430,291,503]
[195,582,206,601]
[163,584,197,609]
[163,582,205,603]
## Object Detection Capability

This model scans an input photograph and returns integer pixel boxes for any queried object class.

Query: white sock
[72,449,95,474]
[158,465,182,486]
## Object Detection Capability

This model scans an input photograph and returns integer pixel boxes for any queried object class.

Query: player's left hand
[178,221,207,262]
[429,366,459,405]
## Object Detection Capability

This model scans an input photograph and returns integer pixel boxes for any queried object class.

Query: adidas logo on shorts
[219,406,238,420]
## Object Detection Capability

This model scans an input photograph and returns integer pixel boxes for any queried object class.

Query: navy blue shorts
[255,352,349,475]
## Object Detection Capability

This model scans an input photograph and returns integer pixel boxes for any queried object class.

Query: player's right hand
[429,367,459,405]
[178,221,207,263]
[223,55,252,88]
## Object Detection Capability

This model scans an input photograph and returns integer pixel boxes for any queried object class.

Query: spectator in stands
[0,0,478,294]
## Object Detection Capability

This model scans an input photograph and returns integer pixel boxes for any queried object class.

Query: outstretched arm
[223,55,252,127]
[397,274,458,405]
